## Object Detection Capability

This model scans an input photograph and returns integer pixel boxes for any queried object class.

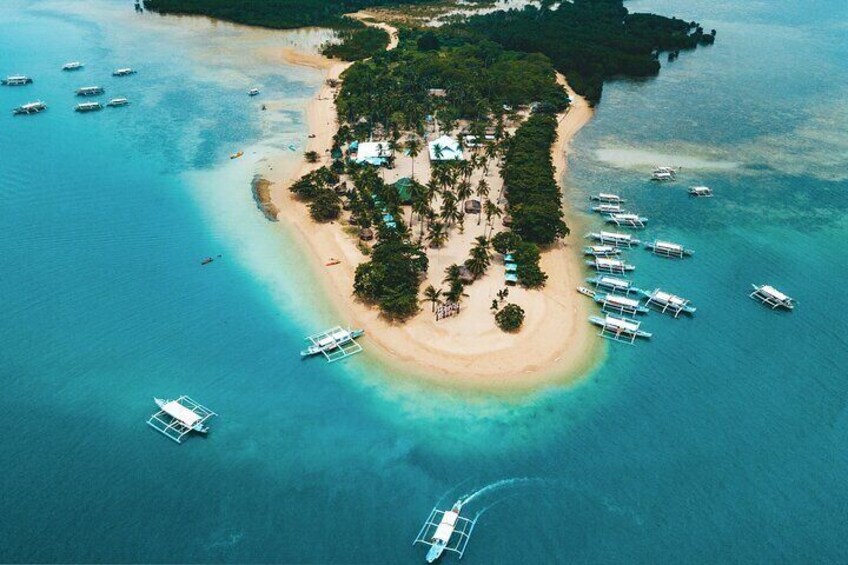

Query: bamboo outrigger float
[585,230,640,248]
[585,257,635,274]
[147,396,216,444]
[413,499,477,562]
[640,288,696,317]
[645,239,694,259]
[750,284,795,310]
[301,326,364,362]
[589,315,652,344]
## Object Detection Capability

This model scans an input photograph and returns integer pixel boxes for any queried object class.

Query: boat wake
[460,477,546,507]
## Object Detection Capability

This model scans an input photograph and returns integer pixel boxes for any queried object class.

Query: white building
[354,141,391,165]
[428,135,464,161]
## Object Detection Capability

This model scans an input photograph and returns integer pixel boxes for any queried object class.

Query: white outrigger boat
[645,239,694,258]
[2,75,33,86]
[414,499,477,562]
[587,275,641,295]
[75,101,102,112]
[639,288,696,317]
[75,85,104,96]
[750,284,795,310]
[106,97,129,107]
[62,61,84,71]
[606,213,648,228]
[596,293,649,315]
[589,192,624,204]
[589,314,652,344]
[591,203,622,214]
[583,244,621,257]
[585,257,635,274]
[112,67,136,76]
[585,230,640,248]
[651,166,677,181]
[147,396,217,444]
[301,326,365,362]
[248,88,261,96]
[12,101,47,115]
[689,185,713,197]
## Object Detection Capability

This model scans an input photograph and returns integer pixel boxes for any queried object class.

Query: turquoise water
[2,0,847,562]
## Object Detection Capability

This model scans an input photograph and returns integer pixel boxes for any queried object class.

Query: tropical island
[145,0,714,388]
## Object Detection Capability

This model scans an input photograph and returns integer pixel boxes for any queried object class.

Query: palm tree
[423,285,443,313]
[465,236,491,279]
[427,221,448,249]
[440,191,458,226]
[456,179,473,203]
[475,178,490,225]
[405,136,421,180]
[443,263,461,286]
[484,199,502,237]
[432,143,444,161]
[425,179,440,206]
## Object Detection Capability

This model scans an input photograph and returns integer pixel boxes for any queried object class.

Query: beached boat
[75,102,102,112]
[595,293,650,315]
[606,213,648,228]
[589,192,624,204]
[248,88,260,96]
[585,257,635,274]
[112,68,136,76]
[583,245,621,257]
[147,396,217,444]
[106,97,129,107]
[585,230,640,248]
[587,275,642,295]
[413,499,477,563]
[230,151,244,159]
[75,86,104,96]
[639,288,696,317]
[689,185,713,197]
[750,284,795,310]
[301,326,365,362]
[576,286,596,298]
[589,315,652,344]
[62,61,84,71]
[2,75,33,86]
[591,203,623,214]
[12,101,47,115]
[645,239,694,259]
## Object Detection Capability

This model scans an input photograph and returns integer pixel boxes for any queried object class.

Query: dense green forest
[322,26,390,61]
[457,0,715,104]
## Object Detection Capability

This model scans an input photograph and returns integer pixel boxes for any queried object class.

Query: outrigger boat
[589,314,652,344]
[248,88,261,96]
[2,75,33,86]
[585,257,635,274]
[576,286,596,298]
[413,499,477,563]
[651,166,677,181]
[301,326,365,362]
[689,185,713,197]
[112,67,136,76]
[591,203,622,214]
[75,85,104,96]
[594,293,650,315]
[12,101,46,115]
[587,275,642,295]
[750,284,795,310]
[75,101,102,112]
[106,97,129,107]
[583,245,621,257]
[62,61,84,71]
[639,288,696,317]
[606,213,648,228]
[147,396,217,444]
[645,239,694,258]
[589,192,624,204]
[585,230,640,248]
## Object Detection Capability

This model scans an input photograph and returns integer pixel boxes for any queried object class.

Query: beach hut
[502,214,513,227]
[391,177,417,205]
[428,135,464,161]
[458,266,475,284]
[359,227,374,241]
[354,141,390,165]
[464,199,481,214]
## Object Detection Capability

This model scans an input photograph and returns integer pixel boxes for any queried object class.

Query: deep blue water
[1,0,847,563]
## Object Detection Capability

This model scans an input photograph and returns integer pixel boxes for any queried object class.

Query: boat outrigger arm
[413,500,478,562]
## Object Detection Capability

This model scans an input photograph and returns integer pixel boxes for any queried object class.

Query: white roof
[600,231,630,241]
[592,245,615,252]
[433,511,459,542]
[161,400,201,427]
[597,258,622,267]
[605,295,639,307]
[605,316,640,332]
[691,185,710,191]
[761,285,790,301]
[597,204,621,211]
[612,213,640,220]
[599,192,619,199]
[600,276,630,287]
[653,290,686,305]
[355,141,391,163]
[428,135,464,161]
[656,240,683,251]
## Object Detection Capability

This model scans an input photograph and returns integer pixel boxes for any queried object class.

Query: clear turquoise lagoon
[1,0,846,562]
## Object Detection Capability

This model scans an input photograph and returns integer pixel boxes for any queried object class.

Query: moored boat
[585,230,640,248]
[689,185,713,197]
[301,327,365,358]
[112,68,136,76]
[587,275,642,295]
[106,97,129,107]
[750,284,795,310]
[62,61,84,71]
[585,257,635,274]
[589,314,652,344]
[75,85,104,96]
[75,101,102,112]
[595,293,650,315]
[248,87,260,96]
[639,288,696,317]
[583,245,621,257]
[645,239,694,258]
[591,203,622,214]
[589,192,624,204]
[576,286,596,298]
[12,101,47,115]
[606,213,648,228]
[2,75,33,86]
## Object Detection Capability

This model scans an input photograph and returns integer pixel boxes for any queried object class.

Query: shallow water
[1,0,847,562]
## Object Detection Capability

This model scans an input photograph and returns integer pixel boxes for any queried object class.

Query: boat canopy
[760,285,789,302]
[160,400,201,427]
[605,316,640,332]
[597,258,623,268]
[656,240,683,252]
[653,290,686,305]
[601,231,630,241]
[606,295,640,308]
[599,276,630,287]
[433,510,459,542]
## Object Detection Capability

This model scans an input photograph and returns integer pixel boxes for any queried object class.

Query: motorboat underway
[75,102,102,112]
[62,61,84,71]
[12,101,47,115]
[591,203,622,214]
[589,192,624,204]
[606,213,648,228]
[586,230,640,248]
[112,68,136,76]
[413,498,477,563]
[583,245,621,257]
[2,75,33,86]
[75,86,104,96]
[589,314,652,344]
[248,88,260,96]
[750,284,795,310]
[106,97,129,107]
[645,239,694,258]
[689,185,713,197]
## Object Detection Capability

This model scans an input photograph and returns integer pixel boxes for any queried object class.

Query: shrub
[491,231,522,255]
[495,303,525,332]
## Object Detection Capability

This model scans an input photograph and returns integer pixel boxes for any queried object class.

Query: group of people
[435,302,460,321]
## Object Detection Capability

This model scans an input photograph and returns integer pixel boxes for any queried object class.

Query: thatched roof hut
[359,227,374,241]
[458,265,475,284]
[464,199,481,214]
[502,214,513,227]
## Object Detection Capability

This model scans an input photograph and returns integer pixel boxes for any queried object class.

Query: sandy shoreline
[260,20,603,391]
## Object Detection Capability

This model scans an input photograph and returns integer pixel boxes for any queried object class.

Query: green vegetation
[491,230,521,255]
[513,241,546,289]
[322,25,390,61]
[459,1,715,104]
[289,167,343,221]
[501,113,568,246]
[495,303,525,332]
